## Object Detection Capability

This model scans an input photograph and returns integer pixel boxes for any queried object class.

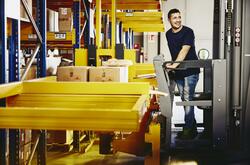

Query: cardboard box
[57,66,89,82]
[59,8,72,32]
[47,130,73,144]
[20,0,32,21]
[20,65,37,80]
[89,67,128,82]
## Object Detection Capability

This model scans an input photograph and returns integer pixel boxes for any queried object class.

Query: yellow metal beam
[9,94,139,103]
[119,17,162,22]
[25,76,56,82]
[75,48,88,66]
[116,12,163,18]
[124,49,136,64]
[22,31,75,43]
[0,82,22,99]
[22,82,150,95]
[1,94,148,131]
[0,107,140,131]
[96,0,102,48]
[102,4,159,10]
[111,0,116,49]
[123,23,164,29]
[131,27,165,32]
[97,49,115,56]
[122,20,163,25]
[96,49,115,66]
[7,94,139,109]
[129,64,157,86]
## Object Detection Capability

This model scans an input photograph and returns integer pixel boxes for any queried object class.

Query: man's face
[168,12,182,30]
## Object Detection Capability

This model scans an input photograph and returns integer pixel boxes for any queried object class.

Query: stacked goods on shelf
[89,67,128,82]
[57,66,89,82]
[59,8,72,32]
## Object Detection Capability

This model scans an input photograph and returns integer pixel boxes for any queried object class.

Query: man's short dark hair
[168,8,180,19]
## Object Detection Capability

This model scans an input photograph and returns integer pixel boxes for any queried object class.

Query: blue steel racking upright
[0,0,47,164]
[36,0,47,164]
[0,0,6,164]
[73,0,81,50]
[83,0,91,47]
[8,18,21,165]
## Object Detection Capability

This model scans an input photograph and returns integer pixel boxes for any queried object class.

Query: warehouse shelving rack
[0,0,47,164]
[0,0,164,164]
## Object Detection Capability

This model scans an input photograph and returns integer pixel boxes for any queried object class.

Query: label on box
[28,34,37,40]
[61,8,68,15]
[55,33,66,39]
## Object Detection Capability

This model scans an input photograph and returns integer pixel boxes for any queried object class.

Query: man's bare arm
[166,45,191,68]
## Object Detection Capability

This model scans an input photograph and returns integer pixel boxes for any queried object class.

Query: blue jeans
[175,74,199,129]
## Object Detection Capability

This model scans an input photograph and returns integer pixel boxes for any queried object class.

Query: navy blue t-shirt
[166,26,200,79]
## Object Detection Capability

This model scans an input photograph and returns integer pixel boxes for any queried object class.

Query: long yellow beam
[22,82,150,95]
[0,107,140,131]
[131,28,165,32]
[0,81,150,98]
[123,24,164,29]
[7,94,139,109]
[96,0,102,48]
[111,0,116,49]
[1,94,148,131]
[116,12,163,18]
[122,20,163,24]
[0,82,22,99]
[102,4,159,10]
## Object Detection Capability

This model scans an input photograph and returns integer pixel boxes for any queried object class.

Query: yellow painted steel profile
[96,0,102,48]
[0,81,150,131]
[0,82,22,99]
[129,64,157,86]
[111,0,116,49]
[22,82,150,95]
[0,106,141,131]
[75,48,88,66]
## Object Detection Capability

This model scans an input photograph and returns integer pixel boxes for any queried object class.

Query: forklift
[153,0,250,164]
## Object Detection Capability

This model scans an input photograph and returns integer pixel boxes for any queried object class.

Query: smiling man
[165,8,200,139]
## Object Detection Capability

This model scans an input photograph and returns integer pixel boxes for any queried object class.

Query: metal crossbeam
[21,82,150,95]
[176,100,212,107]
[0,106,143,131]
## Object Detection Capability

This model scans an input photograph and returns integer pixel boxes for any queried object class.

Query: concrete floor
[31,143,250,165]
[32,145,145,165]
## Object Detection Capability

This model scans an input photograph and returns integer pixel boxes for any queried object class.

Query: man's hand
[165,63,179,69]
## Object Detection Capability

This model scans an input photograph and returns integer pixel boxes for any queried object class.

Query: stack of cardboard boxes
[51,65,129,145]
[58,8,72,32]
[89,67,128,82]
[48,7,72,32]
[57,66,89,82]
[57,66,129,82]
